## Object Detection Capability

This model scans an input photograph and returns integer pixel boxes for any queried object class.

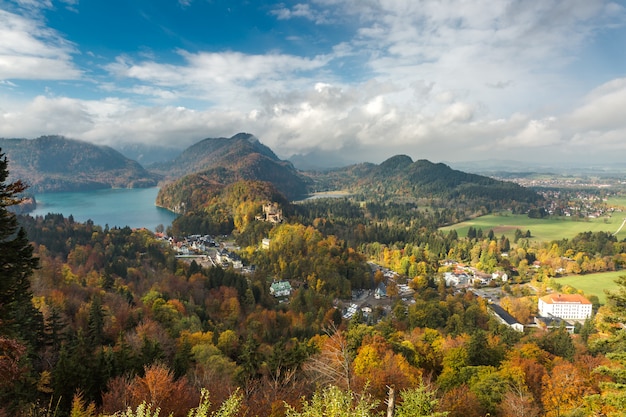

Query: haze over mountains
[0,134,542,210]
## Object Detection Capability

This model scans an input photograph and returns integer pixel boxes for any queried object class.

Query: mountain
[0,136,159,192]
[306,155,543,207]
[153,133,310,203]
[151,133,281,177]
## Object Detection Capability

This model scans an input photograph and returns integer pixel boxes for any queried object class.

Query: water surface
[30,188,178,231]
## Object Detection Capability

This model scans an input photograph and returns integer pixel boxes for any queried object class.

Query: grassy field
[609,196,626,209]
[440,212,626,242]
[553,271,625,304]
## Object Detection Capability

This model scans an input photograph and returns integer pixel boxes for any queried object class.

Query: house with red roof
[538,293,592,320]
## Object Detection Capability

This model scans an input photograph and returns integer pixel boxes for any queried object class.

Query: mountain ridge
[0,136,159,192]
[153,133,311,202]
[1,133,543,214]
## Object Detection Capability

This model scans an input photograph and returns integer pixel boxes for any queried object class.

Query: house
[492,271,508,282]
[489,304,524,332]
[343,303,358,319]
[262,238,271,249]
[374,282,387,299]
[216,249,230,264]
[270,280,292,297]
[443,271,470,287]
[215,249,243,268]
[229,252,243,269]
[538,293,592,320]
[534,316,576,333]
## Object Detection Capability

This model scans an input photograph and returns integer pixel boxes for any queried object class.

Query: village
[159,220,592,338]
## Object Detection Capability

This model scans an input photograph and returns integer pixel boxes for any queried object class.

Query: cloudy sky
[1,0,625,165]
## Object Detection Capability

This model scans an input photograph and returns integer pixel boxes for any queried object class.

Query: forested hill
[0,136,159,192]
[151,133,290,178]
[153,133,311,202]
[307,155,543,209]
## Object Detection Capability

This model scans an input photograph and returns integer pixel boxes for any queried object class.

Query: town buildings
[538,293,592,320]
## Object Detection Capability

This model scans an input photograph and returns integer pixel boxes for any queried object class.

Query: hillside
[151,132,286,178]
[154,133,311,203]
[0,136,159,192]
[306,155,543,208]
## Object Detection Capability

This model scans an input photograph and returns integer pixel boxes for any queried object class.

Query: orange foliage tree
[541,359,591,417]
[102,363,198,417]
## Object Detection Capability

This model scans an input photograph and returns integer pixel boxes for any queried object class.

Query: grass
[552,271,626,304]
[440,212,626,242]
[609,196,626,210]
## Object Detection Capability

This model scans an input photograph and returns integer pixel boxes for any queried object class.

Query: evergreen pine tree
[0,150,44,413]
[0,150,43,347]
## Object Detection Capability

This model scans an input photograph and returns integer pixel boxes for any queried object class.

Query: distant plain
[440,196,626,242]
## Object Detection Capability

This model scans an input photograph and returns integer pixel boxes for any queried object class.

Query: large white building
[538,293,592,320]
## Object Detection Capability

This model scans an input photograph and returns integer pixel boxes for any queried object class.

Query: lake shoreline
[28,187,179,231]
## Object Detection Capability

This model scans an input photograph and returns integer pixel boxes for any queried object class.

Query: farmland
[551,270,625,304]
[441,211,626,242]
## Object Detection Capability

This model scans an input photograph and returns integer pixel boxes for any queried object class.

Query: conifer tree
[0,150,44,413]
[0,149,42,346]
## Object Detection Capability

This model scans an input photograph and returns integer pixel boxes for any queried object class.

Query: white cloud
[567,78,626,131]
[2,0,626,166]
[0,9,80,80]
[104,50,330,106]
[271,3,331,24]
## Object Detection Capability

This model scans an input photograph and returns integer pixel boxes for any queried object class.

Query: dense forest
[3,149,626,417]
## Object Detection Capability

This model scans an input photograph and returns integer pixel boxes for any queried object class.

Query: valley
[2,135,626,417]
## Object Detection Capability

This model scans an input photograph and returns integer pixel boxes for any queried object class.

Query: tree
[103,387,242,417]
[284,385,379,417]
[102,363,198,417]
[498,384,540,417]
[0,150,43,413]
[438,385,485,417]
[395,382,448,417]
[538,326,575,360]
[304,327,353,391]
[541,359,589,417]
[0,150,42,346]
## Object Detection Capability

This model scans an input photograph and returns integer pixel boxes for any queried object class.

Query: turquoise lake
[29,188,178,231]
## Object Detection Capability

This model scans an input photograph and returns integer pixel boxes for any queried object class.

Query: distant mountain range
[0,134,544,212]
[0,136,159,192]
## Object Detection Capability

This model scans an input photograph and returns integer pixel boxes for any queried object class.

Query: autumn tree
[284,384,379,417]
[395,382,448,417]
[101,363,198,417]
[438,385,485,417]
[304,327,353,391]
[102,388,242,417]
[541,359,590,417]
[352,334,420,399]
[498,383,541,417]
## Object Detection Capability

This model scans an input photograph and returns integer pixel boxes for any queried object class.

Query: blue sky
[1,0,625,165]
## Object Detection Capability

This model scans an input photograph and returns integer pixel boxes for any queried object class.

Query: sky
[1,0,626,165]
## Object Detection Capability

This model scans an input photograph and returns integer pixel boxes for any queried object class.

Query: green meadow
[441,211,626,242]
[610,196,626,209]
[552,270,625,304]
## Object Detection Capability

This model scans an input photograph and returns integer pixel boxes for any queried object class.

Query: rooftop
[540,293,591,305]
